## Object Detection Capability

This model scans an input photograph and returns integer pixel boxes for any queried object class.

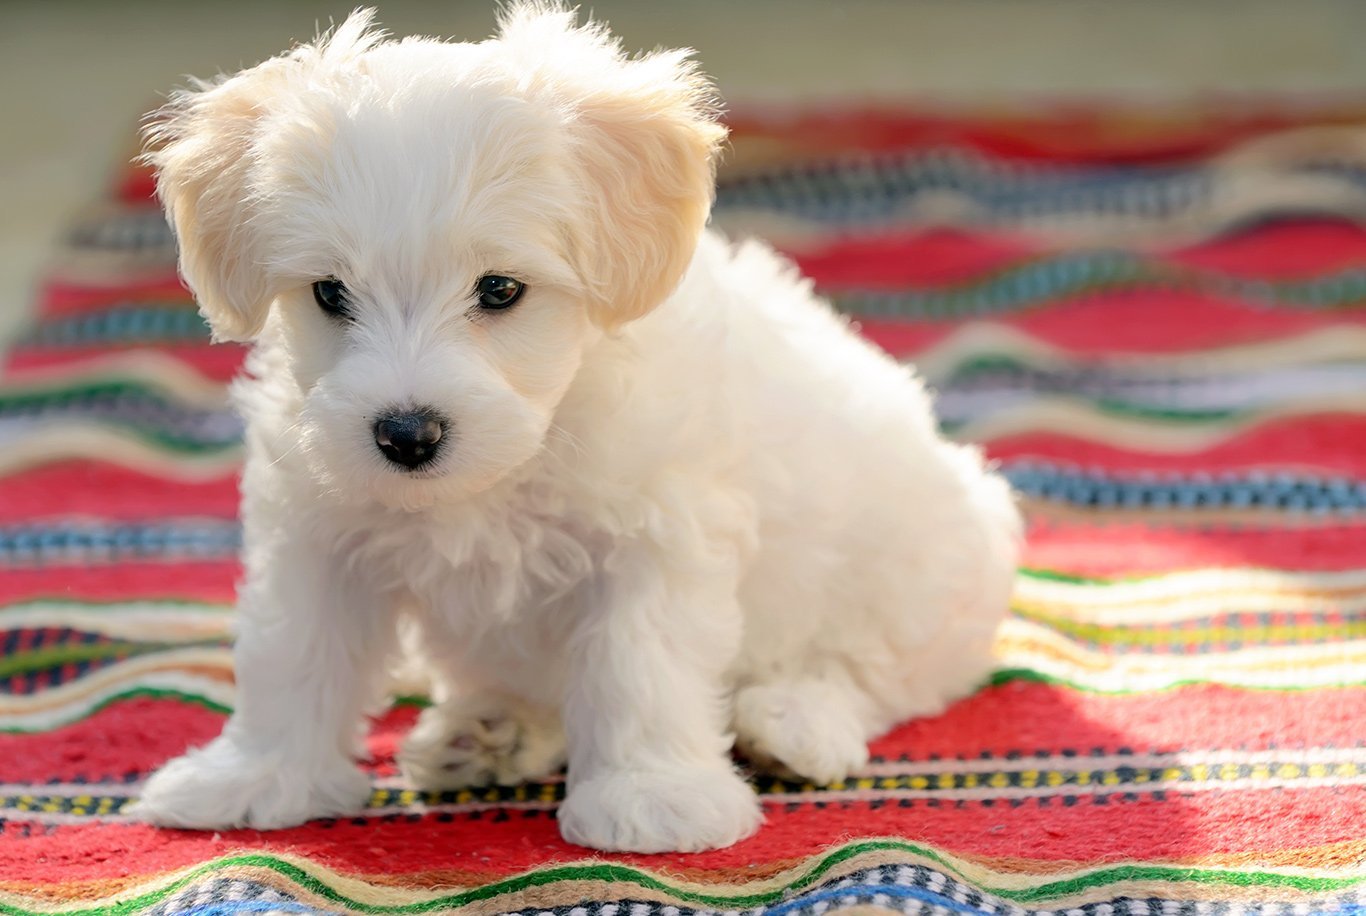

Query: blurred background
[4,0,1366,340]
[1,3,1365,902]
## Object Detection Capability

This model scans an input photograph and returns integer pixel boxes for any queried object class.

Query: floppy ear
[142,66,287,342]
[141,10,382,342]
[497,5,728,330]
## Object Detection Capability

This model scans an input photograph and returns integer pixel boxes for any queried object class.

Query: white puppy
[134,4,1022,853]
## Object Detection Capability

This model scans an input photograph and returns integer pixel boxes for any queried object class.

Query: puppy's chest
[359,498,605,624]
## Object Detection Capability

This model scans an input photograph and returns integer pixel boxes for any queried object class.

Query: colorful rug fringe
[1,102,1365,914]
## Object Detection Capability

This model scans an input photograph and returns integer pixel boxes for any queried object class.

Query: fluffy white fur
[132,4,1022,853]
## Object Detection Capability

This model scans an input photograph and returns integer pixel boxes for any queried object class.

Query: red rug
[1,101,1365,914]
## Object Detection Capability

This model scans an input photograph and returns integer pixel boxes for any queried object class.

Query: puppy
[134,4,1022,853]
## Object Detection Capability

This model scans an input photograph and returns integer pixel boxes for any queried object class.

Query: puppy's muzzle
[374,409,447,470]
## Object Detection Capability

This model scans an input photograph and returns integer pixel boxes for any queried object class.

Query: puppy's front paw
[398,695,565,790]
[558,765,761,853]
[132,736,371,829]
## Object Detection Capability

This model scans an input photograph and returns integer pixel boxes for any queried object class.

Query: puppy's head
[145,4,724,508]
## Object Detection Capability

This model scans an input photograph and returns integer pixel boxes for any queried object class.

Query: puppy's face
[147,6,724,508]
[261,84,595,508]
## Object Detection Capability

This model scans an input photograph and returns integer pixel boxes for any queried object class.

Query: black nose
[374,410,446,469]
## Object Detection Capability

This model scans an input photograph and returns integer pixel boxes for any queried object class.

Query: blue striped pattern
[713,148,1366,226]
[66,207,175,257]
[0,390,242,449]
[1003,463,1366,514]
[143,864,1363,916]
[932,362,1366,425]
[1,467,1363,566]
[0,521,242,564]
[18,255,1366,355]
[829,255,1366,320]
[19,307,209,348]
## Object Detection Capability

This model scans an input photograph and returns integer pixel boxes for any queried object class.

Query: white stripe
[1006,657,1365,692]
[1,629,1358,732]
[0,654,234,729]
[1018,591,1366,625]
[1013,589,1366,626]
[859,747,1366,778]
[1020,566,1366,598]
[1001,617,1366,665]
[999,632,1366,692]
[759,774,1366,804]
[0,604,233,641]
[0,351,230,407]
[0,422,242,480]
[1015,567,1366,624]
[952,393,1366,450]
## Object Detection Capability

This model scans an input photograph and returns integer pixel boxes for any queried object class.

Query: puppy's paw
[132,735,371,829]
[558,765,762,853]
[398,695,565,790]
[733,682,871,785]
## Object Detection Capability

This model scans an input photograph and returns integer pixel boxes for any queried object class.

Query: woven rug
[2,100,1365,915]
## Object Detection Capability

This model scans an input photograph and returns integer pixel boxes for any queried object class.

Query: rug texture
[1,101,1365,915]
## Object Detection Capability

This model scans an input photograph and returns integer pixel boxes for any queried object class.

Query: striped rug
[1,101,1365,915]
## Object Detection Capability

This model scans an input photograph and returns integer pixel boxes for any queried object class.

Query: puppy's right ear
[141,10,383,342]
[142,65,288,343]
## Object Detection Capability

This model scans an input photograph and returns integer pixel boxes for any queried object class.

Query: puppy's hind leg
[733,670,880,785]
[399,691,566,790]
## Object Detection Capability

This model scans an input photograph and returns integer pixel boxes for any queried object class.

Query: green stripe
[0,838,1357,916]
[19,421,236,457]
[1018,567,1116,585]
[942,401,1259,436]
[939,352,1366,384]
[0,379,237,456]
[1016,567,1358,586]
[0,597,231,612]
[0,418,238,456]
[989,667,1366,693]
[0,380,189,411]
[0,639,228,679]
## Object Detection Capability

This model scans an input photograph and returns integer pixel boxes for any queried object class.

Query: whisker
[266,420,307,469]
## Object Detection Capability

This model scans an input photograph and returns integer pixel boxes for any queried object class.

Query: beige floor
[3,0,1366,341]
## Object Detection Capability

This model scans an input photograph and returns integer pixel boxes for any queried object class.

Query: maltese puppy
[134,4,1021,853]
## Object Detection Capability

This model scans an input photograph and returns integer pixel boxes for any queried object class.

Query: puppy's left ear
[498,6,727,330]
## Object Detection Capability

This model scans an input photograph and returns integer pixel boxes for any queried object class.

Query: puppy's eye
[312,278,351,318]
[475,275,525,310]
